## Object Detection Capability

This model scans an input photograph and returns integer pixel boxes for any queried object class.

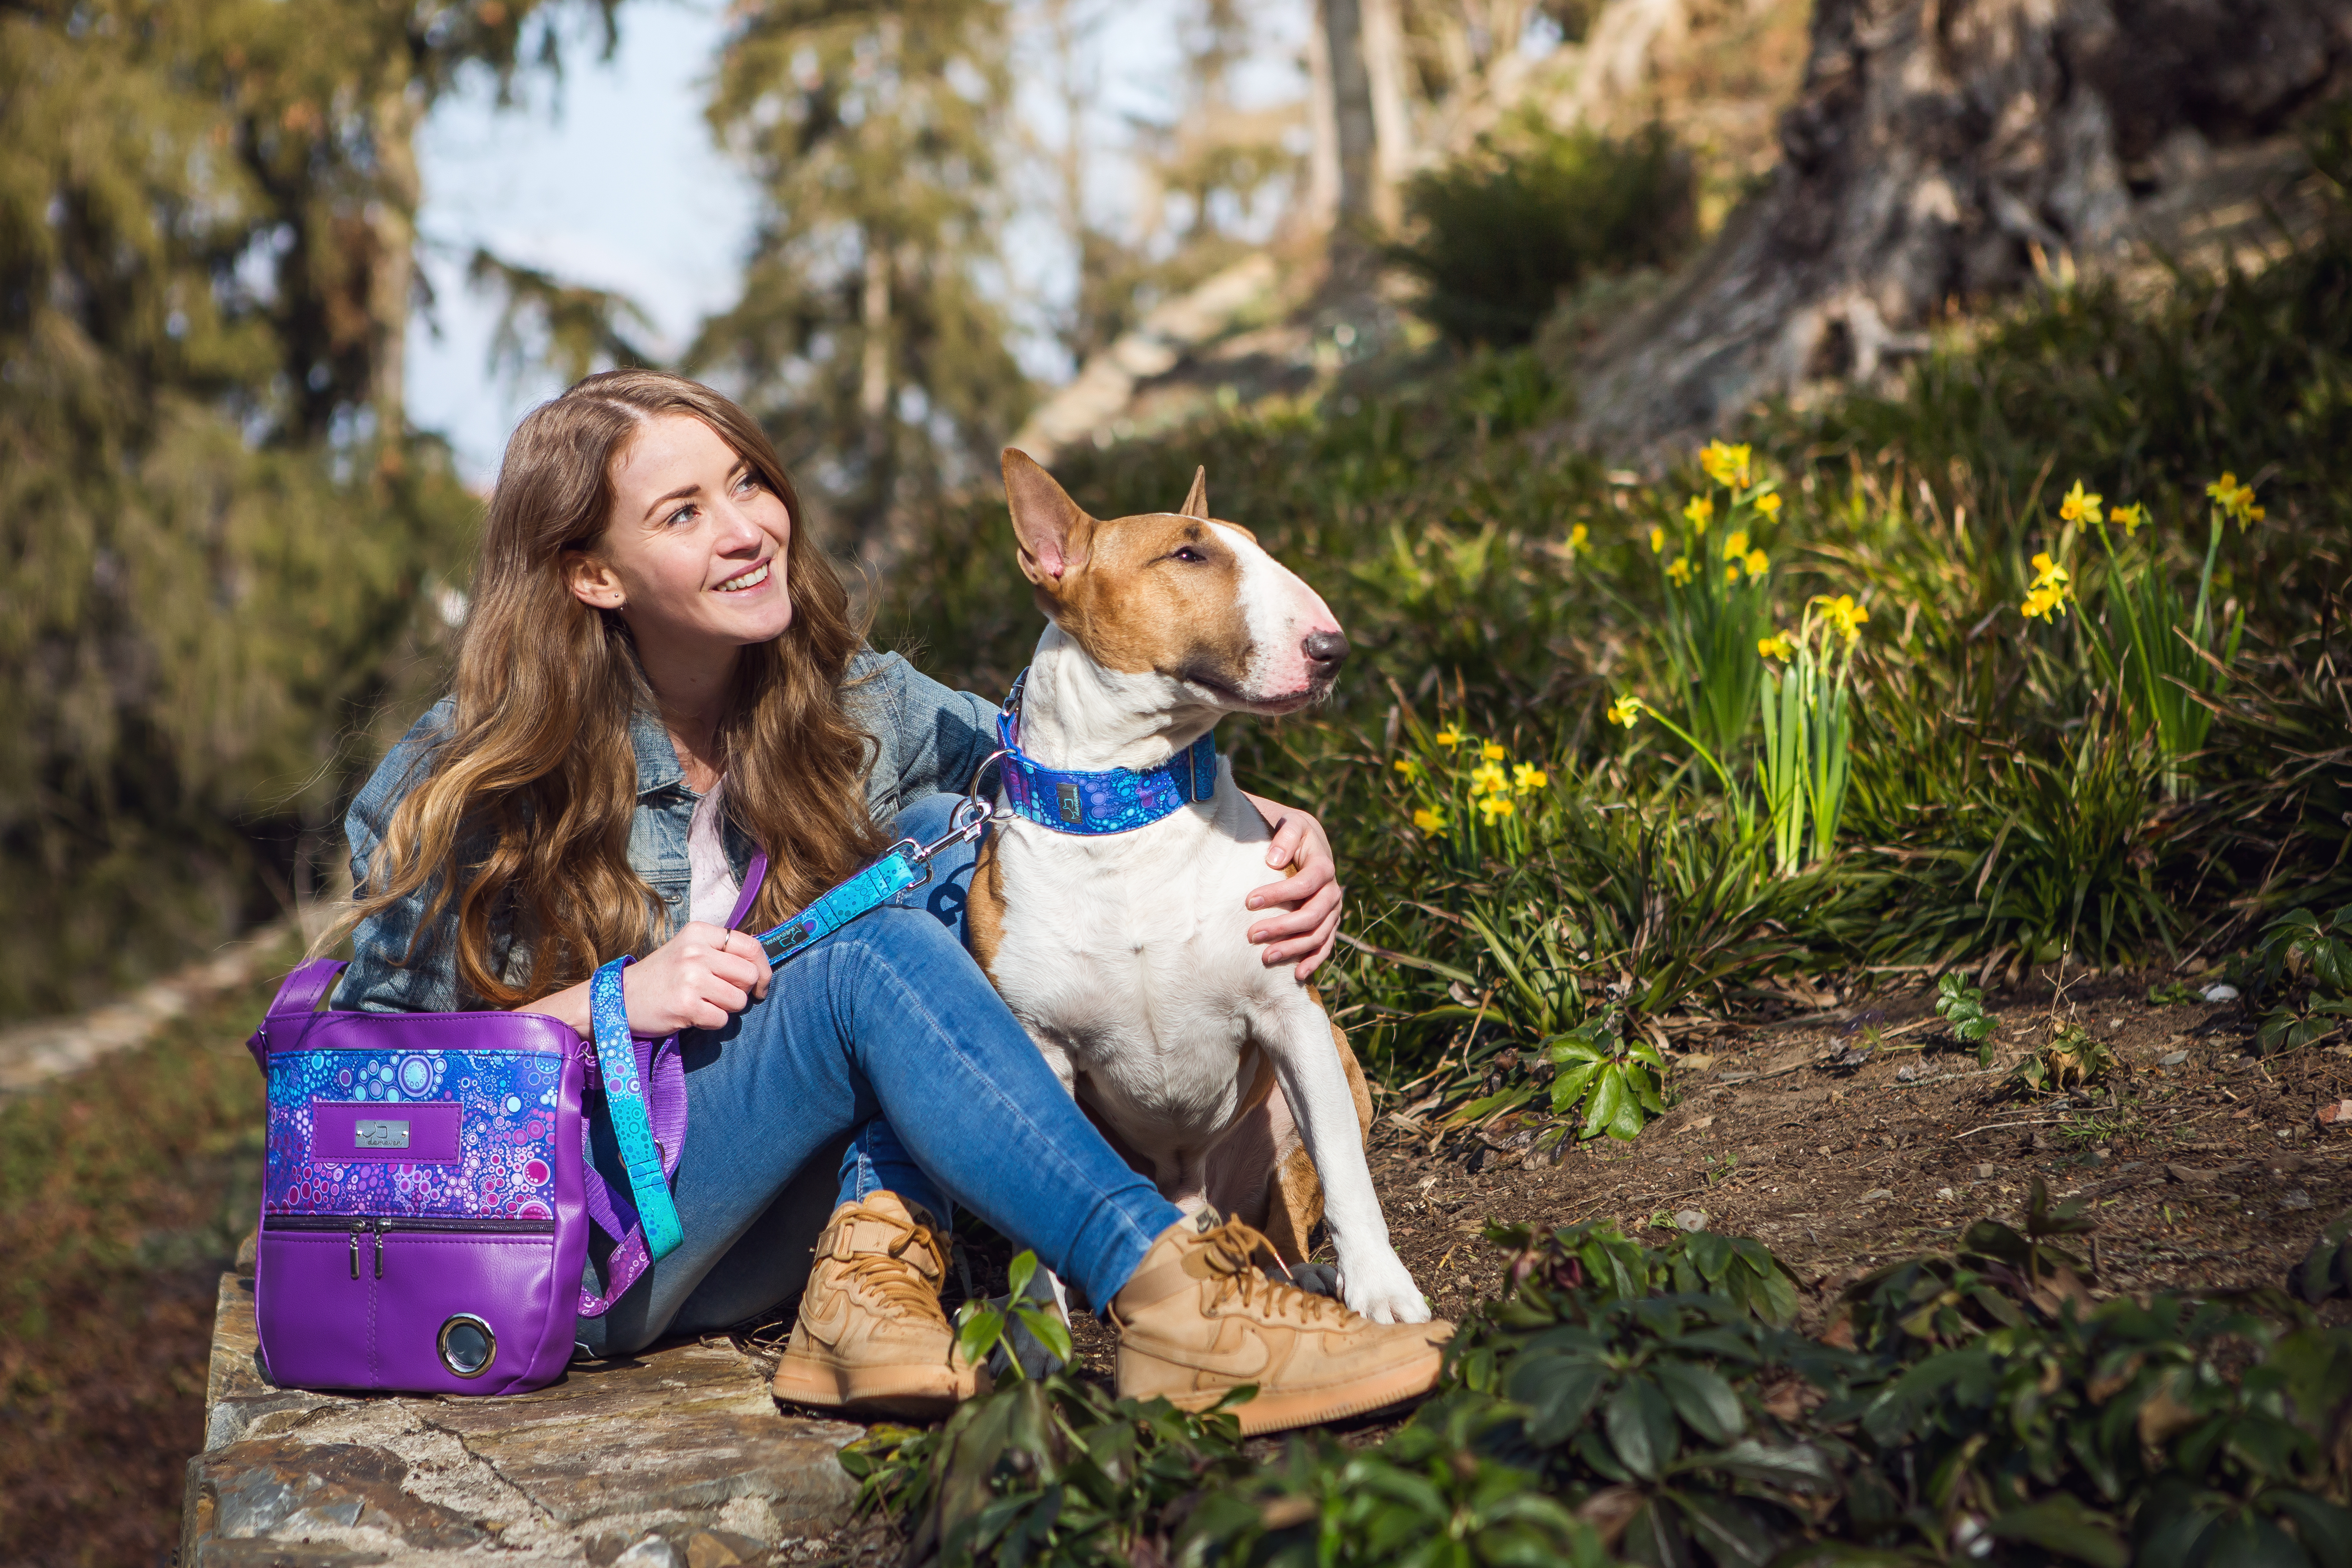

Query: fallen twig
[1956,1117,2074,1138]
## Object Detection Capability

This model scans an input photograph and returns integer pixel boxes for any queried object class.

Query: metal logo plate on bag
[354,1119,411,1149]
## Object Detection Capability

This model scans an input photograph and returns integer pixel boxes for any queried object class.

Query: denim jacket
[333,649,1001,1014]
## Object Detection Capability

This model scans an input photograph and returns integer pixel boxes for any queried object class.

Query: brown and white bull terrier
[966,449,1430,1325]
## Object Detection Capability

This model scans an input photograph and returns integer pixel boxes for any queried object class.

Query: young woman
[326,369,1448,1427]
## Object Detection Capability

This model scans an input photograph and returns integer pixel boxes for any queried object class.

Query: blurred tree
[695,0,1032,552]
[0,0,615,1018]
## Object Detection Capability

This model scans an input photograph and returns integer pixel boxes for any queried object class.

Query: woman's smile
[714,558,773,593]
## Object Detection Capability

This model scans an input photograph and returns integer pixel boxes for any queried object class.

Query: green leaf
[1654,1359,1745,1446]
[1012,1304,1073,1368]
[1581,1063,1628,1141]
[1985,1496,2128,1567]
[1007,1249,1039,1303]
[2183,1509,2314,1568]
[1691,1438,1838,1491]
[955,1301,1007,1374]
[1508,1356,1610,1447]
[2263,1491,2352,1564]
[1606,1376,1678,1480]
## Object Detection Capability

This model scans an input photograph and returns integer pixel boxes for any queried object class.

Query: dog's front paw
[1338,1252,1432,1324]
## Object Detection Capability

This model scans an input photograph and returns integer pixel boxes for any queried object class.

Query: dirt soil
[770,970,2352,1559]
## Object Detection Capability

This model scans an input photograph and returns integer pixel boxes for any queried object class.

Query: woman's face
[565,412,793,657]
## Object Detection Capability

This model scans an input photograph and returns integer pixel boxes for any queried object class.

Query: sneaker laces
[831,1206,950,1325]
[1194,1217,1350,1325]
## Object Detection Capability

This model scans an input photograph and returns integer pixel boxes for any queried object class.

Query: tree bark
[1566,0,2352,458]
[1322,0,1382,268]
[367,79,422,451]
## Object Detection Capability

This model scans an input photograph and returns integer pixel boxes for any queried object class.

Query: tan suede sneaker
[1107,1212,1454,1436]
[771,1193,986,1419]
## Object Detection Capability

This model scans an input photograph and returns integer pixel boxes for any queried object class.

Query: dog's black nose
[1302,629,1350,667]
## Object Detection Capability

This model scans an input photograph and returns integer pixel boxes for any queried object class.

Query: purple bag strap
[247,958,349,1070]
[579,851,767,1316]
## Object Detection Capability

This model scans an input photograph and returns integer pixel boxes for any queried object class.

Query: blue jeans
[576,794,1181,1356]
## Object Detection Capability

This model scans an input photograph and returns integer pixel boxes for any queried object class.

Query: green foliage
[1391,118,1696,348]
[1935,972,1999,1063]
[951,1249,1074,1379]
[694,0,1033,542]
[2014,1022,2117,1095]
[1540,1015,1669,1143]
[850,1203,2352,1568]
[2082,495,2244,801]
[0,0,593,1016]
[2243,905,2352,1054]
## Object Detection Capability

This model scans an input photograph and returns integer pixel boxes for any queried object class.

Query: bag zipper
[262,1213,557,1280]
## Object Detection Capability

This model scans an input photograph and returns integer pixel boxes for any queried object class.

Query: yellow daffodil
[1607,695,1643,728]
[1511,762,1548,793]
[2021,585,2070,621]
[1755,492,1783,519]
[1758,631,1794,660]
[1647,525,1666,554]
[1481,742,1506,761]
[1434,727,1461,747]
[2058,480,2103,525]
[1667,556,1693,586]
[1722,529,1750,561]
[1568,523,1589,553]
[1393,758,1421,778]
[2030,551,2070,591]
[2206,472,2261,528]
[1412,806,1448,833]
[1683,495,1714,528]
[1725,563,1744,583]
[1700,440,1751,489]
[1810,592,1870,644]
[2109,500,2147,536]
[1745,548,1769,576]
[1470,762,1508,794]
[1478,794,1517,823]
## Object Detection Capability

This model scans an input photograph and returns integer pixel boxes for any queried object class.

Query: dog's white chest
[988,789,1286,1138]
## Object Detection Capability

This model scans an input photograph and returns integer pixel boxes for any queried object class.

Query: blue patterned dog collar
[994,671,1219,835]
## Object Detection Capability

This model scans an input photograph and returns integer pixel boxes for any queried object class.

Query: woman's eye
[735,471,761,495]
[666,505,698,528]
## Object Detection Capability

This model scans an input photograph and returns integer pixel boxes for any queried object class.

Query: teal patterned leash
[583,790,1001,1265]
[588,956,683,1260]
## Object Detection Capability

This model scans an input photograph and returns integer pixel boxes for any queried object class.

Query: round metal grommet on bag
[437,1314,497,1379]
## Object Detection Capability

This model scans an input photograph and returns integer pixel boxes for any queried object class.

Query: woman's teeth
[714,561,771,592]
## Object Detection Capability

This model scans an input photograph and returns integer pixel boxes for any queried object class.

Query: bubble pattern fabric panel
[267,1048,566,1220]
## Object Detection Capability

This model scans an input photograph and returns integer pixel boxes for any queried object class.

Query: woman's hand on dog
[529,922,773,1038]
[1240,791,1342,981]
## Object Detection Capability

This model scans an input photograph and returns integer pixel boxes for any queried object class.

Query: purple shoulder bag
[245,857,769,1396]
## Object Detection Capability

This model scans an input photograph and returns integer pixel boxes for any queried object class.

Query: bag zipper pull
[374,1219,386,1279]
[350,1218,365,1280]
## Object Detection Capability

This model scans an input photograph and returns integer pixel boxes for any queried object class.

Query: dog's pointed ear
[1003,448,1091,587]
[1178,466,1209,519]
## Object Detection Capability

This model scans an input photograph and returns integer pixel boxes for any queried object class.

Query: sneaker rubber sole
[1121,1340,1448,1436]
[770,1353,980,1421]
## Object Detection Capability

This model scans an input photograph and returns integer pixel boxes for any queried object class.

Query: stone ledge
[185,1264,861,1566]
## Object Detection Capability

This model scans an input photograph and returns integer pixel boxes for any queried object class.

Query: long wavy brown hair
[323,369,889,1006]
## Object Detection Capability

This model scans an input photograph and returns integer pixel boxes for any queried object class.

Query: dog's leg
[1258,999,1429,1323]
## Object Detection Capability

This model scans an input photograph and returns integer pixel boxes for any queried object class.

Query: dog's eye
[1170,546,1206,563]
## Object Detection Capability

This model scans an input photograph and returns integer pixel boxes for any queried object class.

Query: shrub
[1390,118,1697,348]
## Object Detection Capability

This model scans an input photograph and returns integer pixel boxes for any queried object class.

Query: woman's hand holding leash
[527,921,772,1038]
[1239,791,1342,981]
[625,922,774,1033]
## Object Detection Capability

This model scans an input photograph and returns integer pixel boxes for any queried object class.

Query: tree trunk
[1362,0,1414,223]
[1322,0,1382,268]
[367,79,422,453]
[1567,0,2352,458]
